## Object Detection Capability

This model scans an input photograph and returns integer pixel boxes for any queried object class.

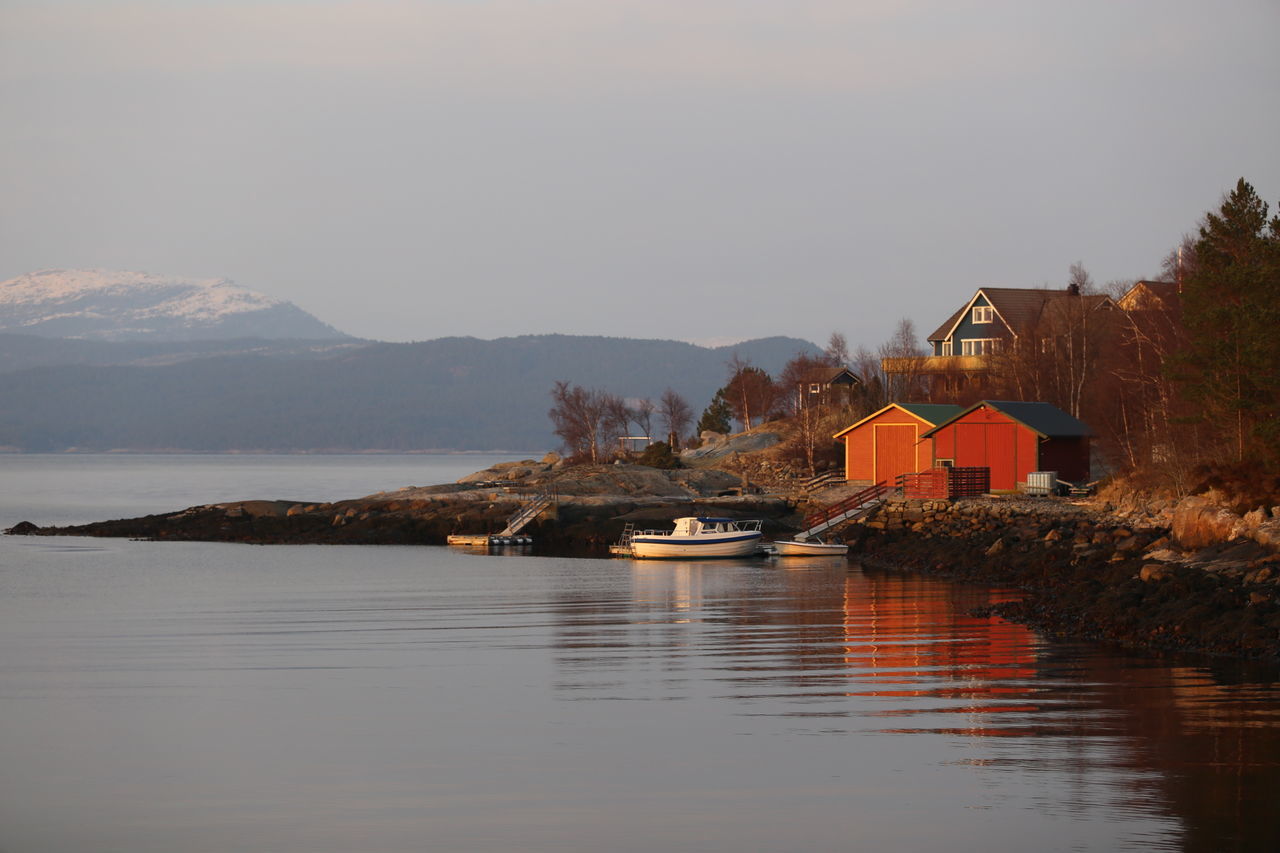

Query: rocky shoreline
[853,495,1280,661]
[5,459,803,555]
[8,457,1280,662]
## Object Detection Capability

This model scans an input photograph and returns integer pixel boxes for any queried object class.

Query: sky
[2,0,1277,351]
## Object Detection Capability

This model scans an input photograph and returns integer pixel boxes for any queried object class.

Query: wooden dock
[446,488,554,549]
[446,533,534,547]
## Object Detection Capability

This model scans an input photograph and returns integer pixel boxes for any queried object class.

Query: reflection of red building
[838,573,1039,729]
[922,400,1090,491]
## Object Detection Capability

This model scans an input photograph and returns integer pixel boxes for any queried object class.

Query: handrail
[801,480,893,530]
[804,471,847,492]
[498,488,557,536]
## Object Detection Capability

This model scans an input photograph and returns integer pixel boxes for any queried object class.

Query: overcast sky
[2,0,1277,350]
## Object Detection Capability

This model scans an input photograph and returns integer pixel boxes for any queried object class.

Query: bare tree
[548,381,628,464]
[777,351,835,416]
[629,397,657,439]
[1160,234,1197,289]
[878,318,928,403]
[852,345,888,415]
[824,331,850,366]
[1101,294,1190,479]
[1067,260,1094,295]
[987,267,1116,419]
[776,351,842,475]
[658,388,693,448]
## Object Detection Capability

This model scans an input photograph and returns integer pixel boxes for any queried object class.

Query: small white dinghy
[771,538,849,557]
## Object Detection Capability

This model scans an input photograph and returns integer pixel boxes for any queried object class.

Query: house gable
[918,400,1091,489]
[833,402,959,440]
[928,288,1119,358]
[929,289,1021,356]
[1118,280,1179,311]
[834,402,962,484]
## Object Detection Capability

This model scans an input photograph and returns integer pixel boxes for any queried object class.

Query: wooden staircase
[497,491,555,536]
[798,481,894,540]
[804,471,847,493]
[448,489,556,547]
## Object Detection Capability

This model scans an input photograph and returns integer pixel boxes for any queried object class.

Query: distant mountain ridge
[0,333,822,452]
[0,269,347,341]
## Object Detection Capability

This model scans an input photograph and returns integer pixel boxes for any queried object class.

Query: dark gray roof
[799,366,860,386]
[921,400,1091,438]
[928,287,1112,342]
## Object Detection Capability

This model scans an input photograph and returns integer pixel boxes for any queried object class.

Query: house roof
[919,400,1091,439]
[1037,293,1115,328]
[928,287,1114,343]
[1118,280,1179,311]
[798,366,860,386]
[832,402,962,439]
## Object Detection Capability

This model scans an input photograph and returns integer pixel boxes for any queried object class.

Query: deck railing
[897,466,989,499]
[948,467,990,497]
[801,481,894,532]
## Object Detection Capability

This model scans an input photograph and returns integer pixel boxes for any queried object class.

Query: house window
[961,338,999,356]
[809,383,821,394]
[936,458,955,468]
[941,340,953,356]
[972,305,994,324]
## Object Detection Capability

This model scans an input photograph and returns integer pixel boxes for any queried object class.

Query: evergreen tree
[696,388,733,435]
[723,358,777,430]
[1174,178,1280,461]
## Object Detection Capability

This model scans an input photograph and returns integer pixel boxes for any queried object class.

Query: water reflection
[3,540,1278,853]
[564,560,1041,724]
[550,558,1279,853]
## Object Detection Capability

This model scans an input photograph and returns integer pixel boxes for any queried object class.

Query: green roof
[896,403,964,425]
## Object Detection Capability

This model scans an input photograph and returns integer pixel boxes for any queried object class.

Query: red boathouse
[920,400,1090,491]
[832,403,963,486]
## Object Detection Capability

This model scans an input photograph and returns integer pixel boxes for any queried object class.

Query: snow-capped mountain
[0,270,349,341]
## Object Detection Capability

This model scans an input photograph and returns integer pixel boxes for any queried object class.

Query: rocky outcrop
[8,463,800,554]
[1170,493,1280,551]
[682,429,782,464]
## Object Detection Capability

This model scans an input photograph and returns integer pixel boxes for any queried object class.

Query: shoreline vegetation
[8,453,1280,663]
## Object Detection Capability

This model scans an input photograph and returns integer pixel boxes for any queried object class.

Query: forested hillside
[0,334,819,452]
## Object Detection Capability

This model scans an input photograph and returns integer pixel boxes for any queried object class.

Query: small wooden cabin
[833,403,963,485]
[920,400,1090,491]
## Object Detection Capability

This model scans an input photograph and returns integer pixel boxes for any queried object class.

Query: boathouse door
[873,424,918,484]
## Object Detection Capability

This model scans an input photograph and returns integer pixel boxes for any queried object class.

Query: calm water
[1,456,1278,852]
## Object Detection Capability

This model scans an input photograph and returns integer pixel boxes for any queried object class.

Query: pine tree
[1174,178,1280,461]
[696,388,734,436]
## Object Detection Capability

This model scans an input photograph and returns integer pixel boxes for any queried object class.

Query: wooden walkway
[447,489,555,548]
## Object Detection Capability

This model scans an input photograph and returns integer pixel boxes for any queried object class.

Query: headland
[7,452,1280,662]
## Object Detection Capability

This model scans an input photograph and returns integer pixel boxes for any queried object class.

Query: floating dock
[446,533,534,547]
[446,489,554,549]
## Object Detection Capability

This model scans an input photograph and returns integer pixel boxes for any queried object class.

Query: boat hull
[772,539,849,557]
[629,533,763,559]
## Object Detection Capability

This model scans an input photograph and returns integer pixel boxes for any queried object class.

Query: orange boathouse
[921,400,1090,492]
[833,403,962,485]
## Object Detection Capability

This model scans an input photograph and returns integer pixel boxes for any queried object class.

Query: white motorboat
[771,538,849,557]
[618,516,764,559]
